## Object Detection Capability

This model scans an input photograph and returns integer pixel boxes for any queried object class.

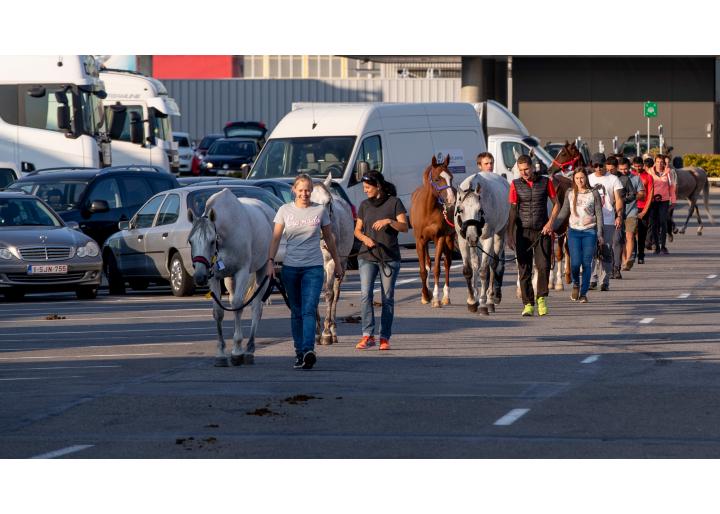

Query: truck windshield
[249,136,355,179]
[151,112,171,142]
[79,89,105,136]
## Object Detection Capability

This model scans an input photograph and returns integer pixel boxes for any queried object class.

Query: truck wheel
[104,253,126,295]
[170,253,195,297]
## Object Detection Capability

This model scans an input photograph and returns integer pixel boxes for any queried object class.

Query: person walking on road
[648,154,676,255]
[553,167,604,303]
[631,156,653,264]
[506,154,560,317]
[477,152,495,173]
[588,153,624,292]
[353,171,408,351]
[267,174,344,370]
[618,157,645,271]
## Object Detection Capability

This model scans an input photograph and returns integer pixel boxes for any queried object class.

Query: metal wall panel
[163,78,461,141]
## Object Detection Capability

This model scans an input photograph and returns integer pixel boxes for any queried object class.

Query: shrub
[682,154,720,177]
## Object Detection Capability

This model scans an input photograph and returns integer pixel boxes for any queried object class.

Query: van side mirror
[356,161,369,182]
[89,199,110,213]
[130,112,145,145]
[57,105,71,131]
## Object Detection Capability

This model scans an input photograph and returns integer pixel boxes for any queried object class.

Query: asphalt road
[1,191,719,458]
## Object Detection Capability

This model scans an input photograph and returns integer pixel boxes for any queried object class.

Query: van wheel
[170,253,195,297]
[4,288,25,301]
[104,253,126,295]
[76,286,98,300]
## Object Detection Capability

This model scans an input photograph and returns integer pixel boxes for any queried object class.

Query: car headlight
[205,162,214,169]
[76,241,100,258]
[0,247,14,260]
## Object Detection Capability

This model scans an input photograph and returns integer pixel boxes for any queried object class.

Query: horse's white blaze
[439,171,455,204]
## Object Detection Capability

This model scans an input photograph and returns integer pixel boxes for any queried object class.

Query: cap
[590,152,606,166]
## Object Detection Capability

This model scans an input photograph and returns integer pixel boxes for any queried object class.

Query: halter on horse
[409,154,456,307]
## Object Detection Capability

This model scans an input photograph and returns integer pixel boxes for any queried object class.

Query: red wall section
[152,56,234,79]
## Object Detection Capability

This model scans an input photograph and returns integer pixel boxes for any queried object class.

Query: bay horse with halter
[547,141,582,290]
[409,154,456,307]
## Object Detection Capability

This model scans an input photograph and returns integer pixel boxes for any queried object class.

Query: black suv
[7,165,179,246]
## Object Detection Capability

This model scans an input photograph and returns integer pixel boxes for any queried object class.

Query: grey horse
[188,188,274,367]
[455,172,510,315]
[673,166,715,235]
[310,174,355,345]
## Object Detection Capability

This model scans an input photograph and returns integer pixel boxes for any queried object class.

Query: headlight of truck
[76,241,100,258]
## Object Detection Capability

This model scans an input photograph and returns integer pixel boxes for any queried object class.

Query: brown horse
[548,142,583,289]
[410,155,456,307]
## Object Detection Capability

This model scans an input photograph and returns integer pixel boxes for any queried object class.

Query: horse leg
[695,203,704,235]
[319,258,334,345]
[328,276,342,344]
[243,269,270,365]
[554,236,564,290]
[229,270,250,367]
[477,241,491,316]
[211,278,229,367]
[680,198,693,234]
[441,236,452,305]
[416,239,432,304]
[431,238,444,308]
[490,233,505,308]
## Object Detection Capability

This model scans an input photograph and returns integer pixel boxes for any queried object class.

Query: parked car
[180,176,294,204]
[102,184,286,296]
[199,138,259,177]
[223,121,267,149]
[191,133,223,176]
[173,132,194,174]
[6,165,179,247]
[0,166,19,190]
[0,191,103,300]
[620,135,669,158]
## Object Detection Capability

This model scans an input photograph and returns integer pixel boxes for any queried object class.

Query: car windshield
[199,135,222,150]
[249,136,356,179]
[7,180,89,211]
[208,141,256,157]
[0,197,63,227]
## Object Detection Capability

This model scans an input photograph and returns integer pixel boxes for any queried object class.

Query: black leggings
[650,200,670,250]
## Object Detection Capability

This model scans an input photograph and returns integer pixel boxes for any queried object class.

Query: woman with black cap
[353,170,408,351]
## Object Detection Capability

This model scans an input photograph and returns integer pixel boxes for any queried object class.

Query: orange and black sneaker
[379,338,391,351]
[355,336,376,350]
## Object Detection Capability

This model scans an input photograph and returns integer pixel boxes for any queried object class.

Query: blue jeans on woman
[281,265,324,356]
[567,228,598,297]
[359,258,401,340]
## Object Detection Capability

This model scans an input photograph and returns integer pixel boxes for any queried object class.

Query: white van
[99,69,180,172]
[248,102,486,244]
[0,55,112,176]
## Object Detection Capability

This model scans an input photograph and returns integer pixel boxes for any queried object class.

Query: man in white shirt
[587,153,625,291]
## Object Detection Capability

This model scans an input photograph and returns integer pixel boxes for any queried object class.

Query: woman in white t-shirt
[267,174,343,370]
[553,168,604,303]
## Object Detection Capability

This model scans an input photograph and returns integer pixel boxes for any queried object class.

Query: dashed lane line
[493,408,530,426]
[678,293,690,299]
[30,445,94,459]
[581,355,600,364]
[0,375,83,381]
[0,353,163,361]
[639,318,655,324]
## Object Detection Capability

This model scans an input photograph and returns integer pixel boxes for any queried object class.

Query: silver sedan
[102,185,287,296]
[0,192,103,301]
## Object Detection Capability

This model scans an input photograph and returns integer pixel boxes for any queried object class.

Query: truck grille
[18,246,73,261]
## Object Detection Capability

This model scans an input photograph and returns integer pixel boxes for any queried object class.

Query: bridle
[552,153,581,174]
[455,189,485,240]
[427,166,456,227]
[190,216,220,279]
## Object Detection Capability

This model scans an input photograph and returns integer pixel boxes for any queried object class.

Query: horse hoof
[441,297,451,306]
[320,334,333,345]
[554,284,564,291]
[421,297,431,305]
[214,357,229,367]
[467,302,479,313]
[697,229,703,236]
[488,304,496,313]
[332,335,339,345]
[479,307,489,316]
[431,300,442,308]
[673,228,679,234]
[230,354,244,367]
[242,353,255,365]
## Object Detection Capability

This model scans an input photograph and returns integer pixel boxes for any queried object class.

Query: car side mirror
[356,161,369,182]
[130,112,145,145]
[118,220,131,230]
[89,199,110,213]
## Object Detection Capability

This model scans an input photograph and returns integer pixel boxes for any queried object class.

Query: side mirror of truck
[130,112,145,145]
[356,161,369,182]
[57,105,71,131]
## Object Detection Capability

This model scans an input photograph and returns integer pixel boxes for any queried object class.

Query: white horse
[455,172,510,315]
[188,188,274,367]
[310,174,355,345]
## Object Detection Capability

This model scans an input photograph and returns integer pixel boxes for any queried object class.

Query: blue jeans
[359,258,401,340]
[567,228,597,297]
[281,265,324,356]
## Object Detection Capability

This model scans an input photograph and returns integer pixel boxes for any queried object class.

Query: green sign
[644,101,658,118]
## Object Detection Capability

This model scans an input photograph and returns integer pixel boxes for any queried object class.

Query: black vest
[514,176,549,231]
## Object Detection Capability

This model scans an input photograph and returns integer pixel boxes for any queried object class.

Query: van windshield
[249,136,356,179]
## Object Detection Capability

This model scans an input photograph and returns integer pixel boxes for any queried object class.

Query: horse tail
[703,171,715,224]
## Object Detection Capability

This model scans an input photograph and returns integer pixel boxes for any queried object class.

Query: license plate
[27,264,68,274]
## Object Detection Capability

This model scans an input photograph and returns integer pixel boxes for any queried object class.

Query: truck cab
[0,55,112,177]
[99,69,180,173]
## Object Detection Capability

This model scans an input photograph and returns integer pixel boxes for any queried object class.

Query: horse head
[455,179,485,244]
[551,141,583,176]
[187,208,218,287]
[425,154,455,205]
[310,174,335,220]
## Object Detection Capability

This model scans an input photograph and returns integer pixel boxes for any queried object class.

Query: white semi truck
[0,55,112,177]
[99,68,180,173]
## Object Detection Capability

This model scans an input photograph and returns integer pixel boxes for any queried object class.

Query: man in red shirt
[631,156,653,264]
[507,155,559,317]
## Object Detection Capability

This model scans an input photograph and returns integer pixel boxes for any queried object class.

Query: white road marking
[581,355,600,364]
[677,293,690,299]
[0,375,82,381]
[0,365,120,371]
[639,318,655,324]
[707,274,717,279]
[0,353,162,361]
[0,313,223,323]
[31,445,94,459]
[493,408,530,426]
